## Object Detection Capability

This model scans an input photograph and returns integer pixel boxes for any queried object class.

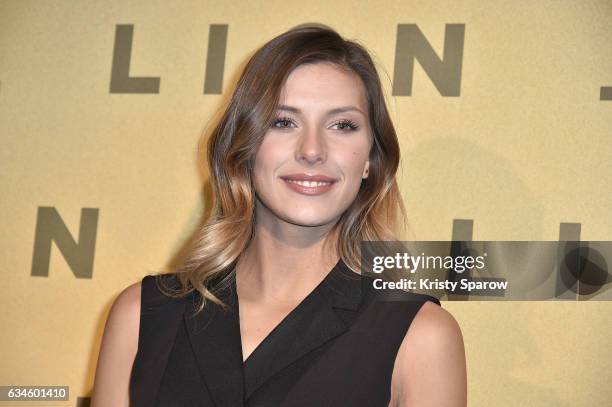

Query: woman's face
[252,62,372,229]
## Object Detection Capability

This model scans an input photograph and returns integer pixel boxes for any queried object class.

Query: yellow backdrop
[1,1,611,406]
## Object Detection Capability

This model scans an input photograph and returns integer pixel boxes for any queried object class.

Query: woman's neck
[235,217,339,304]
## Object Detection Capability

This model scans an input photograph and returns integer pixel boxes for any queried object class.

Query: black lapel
[183,277,245,407]
[242,259,364,400]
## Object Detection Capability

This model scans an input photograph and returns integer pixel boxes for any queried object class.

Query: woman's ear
[362,161,370,179]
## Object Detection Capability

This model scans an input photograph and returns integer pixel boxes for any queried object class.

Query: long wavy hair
[156,25,407,315]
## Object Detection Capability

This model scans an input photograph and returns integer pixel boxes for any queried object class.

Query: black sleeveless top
[129,259,440,407]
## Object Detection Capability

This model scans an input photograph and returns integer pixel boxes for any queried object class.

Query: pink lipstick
[279,173,338,196]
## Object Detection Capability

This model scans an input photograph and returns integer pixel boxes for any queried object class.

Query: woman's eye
[333,120,359,131]
[271,118,295,129]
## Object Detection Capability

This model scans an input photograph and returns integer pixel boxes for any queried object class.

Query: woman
[92,26,466,406]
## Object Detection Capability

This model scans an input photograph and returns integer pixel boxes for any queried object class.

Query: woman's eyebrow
[277,104,365,117]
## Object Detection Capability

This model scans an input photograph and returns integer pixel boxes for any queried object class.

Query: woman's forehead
[279,63,368,112]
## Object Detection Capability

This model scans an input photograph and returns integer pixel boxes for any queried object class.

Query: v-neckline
[231,258,343,366]
[181,256,365,404]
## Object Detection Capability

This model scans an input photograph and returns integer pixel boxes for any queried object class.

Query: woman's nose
[295,128,327,165]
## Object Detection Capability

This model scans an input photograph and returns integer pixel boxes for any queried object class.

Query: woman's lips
[281,178,337,195]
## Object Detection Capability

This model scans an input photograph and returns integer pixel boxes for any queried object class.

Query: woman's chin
[283,213,338,228]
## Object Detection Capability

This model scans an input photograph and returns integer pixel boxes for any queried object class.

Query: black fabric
[129,258,441,407]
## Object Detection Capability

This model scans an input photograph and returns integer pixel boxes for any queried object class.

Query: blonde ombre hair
[156,25,407,315]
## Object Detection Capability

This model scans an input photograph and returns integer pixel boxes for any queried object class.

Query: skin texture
[389,301,467,406]
[90,62,467,407]
[91,280,140,406]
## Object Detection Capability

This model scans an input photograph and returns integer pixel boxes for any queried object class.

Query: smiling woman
[91,25,466,407]
[253,62,372,228]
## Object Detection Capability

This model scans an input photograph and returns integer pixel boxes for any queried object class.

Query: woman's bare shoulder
[105,280,142,345]
[91,280,142,407]
[113,281,142,318]
[404,301,463,347]
[390,301,467,407]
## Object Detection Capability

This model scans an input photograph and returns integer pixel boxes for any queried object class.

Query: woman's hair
[156,25,407,314]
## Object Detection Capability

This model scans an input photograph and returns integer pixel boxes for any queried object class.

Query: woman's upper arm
[91,281,142,407]
[391,301,467,407]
